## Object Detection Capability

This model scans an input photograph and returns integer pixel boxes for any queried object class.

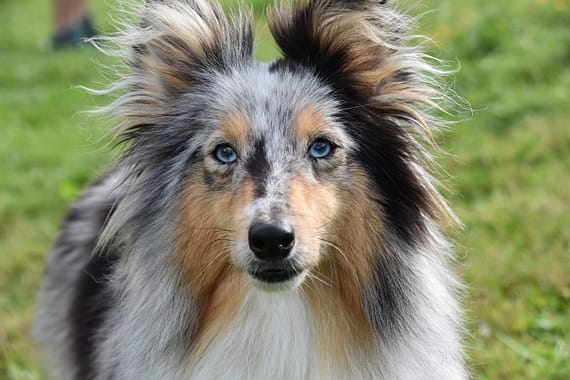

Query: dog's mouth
[246,259,305,285]
[248,267,301,283]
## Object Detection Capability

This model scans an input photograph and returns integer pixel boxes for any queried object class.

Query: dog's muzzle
[247,220,300,283]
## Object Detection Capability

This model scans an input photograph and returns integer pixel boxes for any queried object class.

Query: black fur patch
[245,138,270,197]
[66,199,119,379]
[365,247,417,338]
[345,110,431,242]
[70,249,119,380]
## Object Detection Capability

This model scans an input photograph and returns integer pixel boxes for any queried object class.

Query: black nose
[248,221,295,261]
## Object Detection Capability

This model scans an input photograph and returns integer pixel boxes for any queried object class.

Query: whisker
[305,271,331,288]
[190,247,233,285]
[318,238,362,290]
[166,218,236,234]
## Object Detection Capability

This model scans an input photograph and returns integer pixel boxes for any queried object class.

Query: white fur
[187,286,391,380]
[374,253,468,380]
[189,288,313,379]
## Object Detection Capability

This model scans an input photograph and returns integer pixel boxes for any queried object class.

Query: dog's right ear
[100,0,253,145]
[127,0,253,96]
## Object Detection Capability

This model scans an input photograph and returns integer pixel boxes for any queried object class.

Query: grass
[1,0,569,379]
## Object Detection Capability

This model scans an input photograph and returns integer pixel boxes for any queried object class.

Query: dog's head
[103,0,453,294]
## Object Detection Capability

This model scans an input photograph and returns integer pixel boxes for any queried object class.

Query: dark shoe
[52,14,97,50]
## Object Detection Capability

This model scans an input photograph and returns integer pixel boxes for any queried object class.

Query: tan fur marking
[288,175,338,268]
[151,3,222,59]
[299,168,384,361]
[294,106,329,140]
[189,271,247,362]
[287,171,381,364]
[330,167,384,287]
[219,112,249,148]
[305,283,377,371]
[151,63,191,90]
[176,176,224,297]
[175,172,255,354]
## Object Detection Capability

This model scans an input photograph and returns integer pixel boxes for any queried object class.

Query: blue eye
[214,143,238,163]
[308,139,333,159]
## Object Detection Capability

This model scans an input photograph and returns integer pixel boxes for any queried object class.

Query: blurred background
[0,0,568,379]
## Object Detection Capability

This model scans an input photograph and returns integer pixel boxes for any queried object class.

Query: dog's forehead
[212,64,339,140]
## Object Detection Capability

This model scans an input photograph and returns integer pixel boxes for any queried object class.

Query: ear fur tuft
[93,0,253,144]
[269,0,450,139]
[269,0,403,93]
[134,0,254,87]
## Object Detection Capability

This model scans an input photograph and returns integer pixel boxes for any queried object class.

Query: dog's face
[111,0,451,294]
[176,68,361,289]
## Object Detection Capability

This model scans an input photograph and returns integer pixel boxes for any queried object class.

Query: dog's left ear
[103,0,253,145]
[269,0,426,102]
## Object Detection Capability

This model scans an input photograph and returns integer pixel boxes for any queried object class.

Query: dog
[34,0,468,379]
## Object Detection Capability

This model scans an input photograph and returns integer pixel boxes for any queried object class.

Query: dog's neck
[188,284,378,379]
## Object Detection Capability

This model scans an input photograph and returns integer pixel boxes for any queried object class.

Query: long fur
[35,0,468,379]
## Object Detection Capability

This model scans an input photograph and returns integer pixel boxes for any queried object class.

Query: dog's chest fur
[188,289,372,380]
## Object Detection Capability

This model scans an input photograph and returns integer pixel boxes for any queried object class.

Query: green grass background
[1,0,569,378]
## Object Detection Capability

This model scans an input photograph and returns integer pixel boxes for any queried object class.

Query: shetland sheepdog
[35,0,467,379]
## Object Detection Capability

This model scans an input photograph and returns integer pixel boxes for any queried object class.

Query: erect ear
[269,0,432,101]
[128,0,253,96]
